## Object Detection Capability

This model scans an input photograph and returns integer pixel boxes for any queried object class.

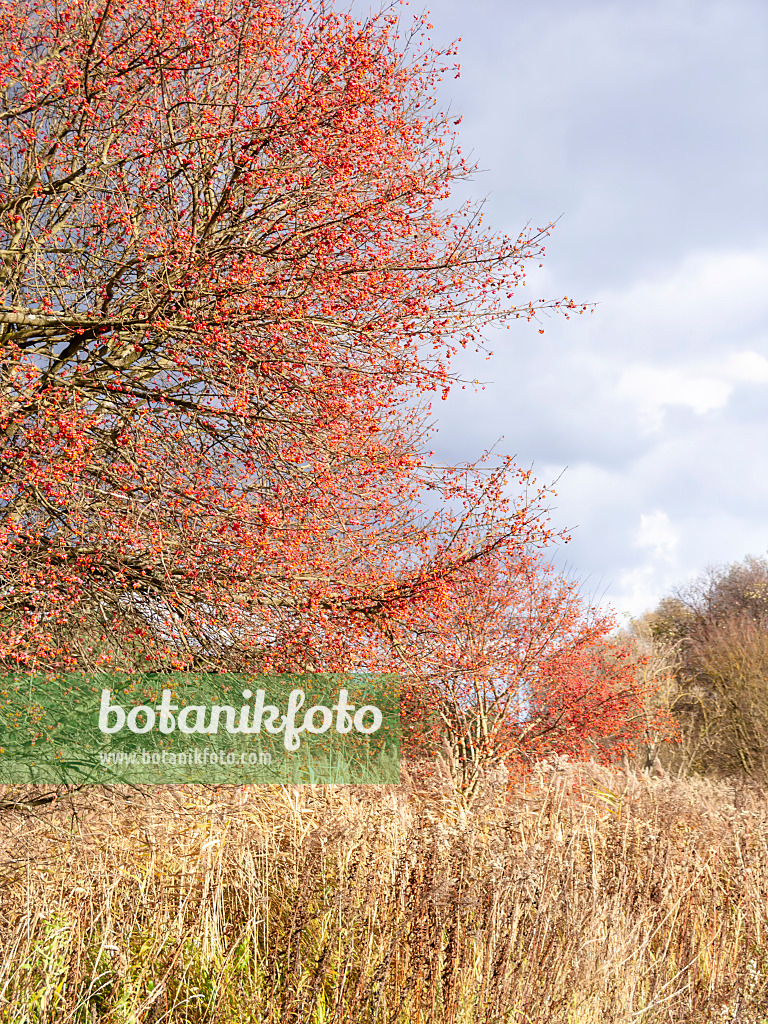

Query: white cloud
[617,366,730,430]
[615,250,768,342]
[635,511,679,561]
[610,566,675,625]
[557,247,768,362]
[616,349,768,432]
[725,350,768,383]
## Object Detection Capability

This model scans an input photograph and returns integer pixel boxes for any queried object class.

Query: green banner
[0,672,400,784]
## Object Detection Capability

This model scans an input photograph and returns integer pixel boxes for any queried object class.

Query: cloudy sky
[410,0,768,624]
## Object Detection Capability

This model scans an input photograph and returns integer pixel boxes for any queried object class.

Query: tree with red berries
[0,0,589,678]
[0,0,656,793]
[397,546,672,802]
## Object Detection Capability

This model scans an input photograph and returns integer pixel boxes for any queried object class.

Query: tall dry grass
[1,762,768,1023]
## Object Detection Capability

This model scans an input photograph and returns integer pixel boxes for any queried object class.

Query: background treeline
[630,553,768,782]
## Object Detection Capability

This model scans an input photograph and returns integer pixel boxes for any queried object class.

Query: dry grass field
[2,762,768,1023]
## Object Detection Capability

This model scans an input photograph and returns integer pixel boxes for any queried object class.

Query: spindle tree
[0,0,589,678]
